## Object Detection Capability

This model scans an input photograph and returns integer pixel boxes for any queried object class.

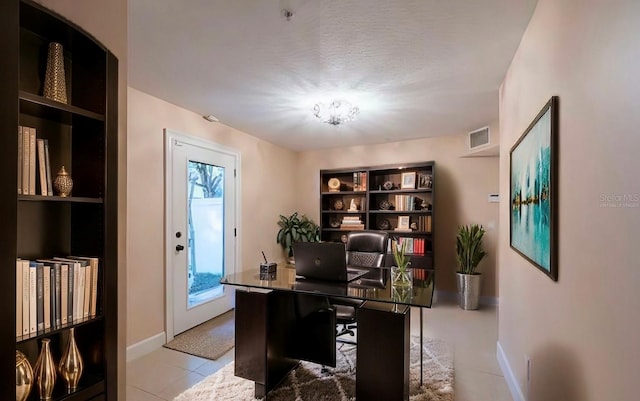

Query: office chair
[332,230,389,340]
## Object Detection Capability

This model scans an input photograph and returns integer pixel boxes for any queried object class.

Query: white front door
[165,130,238,338]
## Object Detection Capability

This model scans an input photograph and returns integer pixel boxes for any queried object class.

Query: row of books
[353,171,367,191]
[18,125,53,196]
[15,256,99,337]
[390,237,429,254]
[394,195,418,211]
[415,215,433,232]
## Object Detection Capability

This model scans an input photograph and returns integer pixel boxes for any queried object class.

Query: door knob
[176,244,185,252]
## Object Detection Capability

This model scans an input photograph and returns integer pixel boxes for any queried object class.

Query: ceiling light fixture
[313,100,360,125]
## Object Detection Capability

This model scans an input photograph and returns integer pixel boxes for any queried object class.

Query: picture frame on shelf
[401,172,416,189]
[510,96,558,281]
[397,215,410,230]
[417,173,433,189]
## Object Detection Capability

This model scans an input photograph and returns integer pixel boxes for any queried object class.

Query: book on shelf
[44,139,53,196]
[61,264,69,325]
[28,262,37,334]
[43,265,51,330]
[36,262,44,332]
[28,127,36,195]
[37,138,48,195]
[340,224,365,230]
[67,256,99,317]
[21,260,30,336]
[16,260,23,336]
[22,126,30,195]
[17,126,23,195]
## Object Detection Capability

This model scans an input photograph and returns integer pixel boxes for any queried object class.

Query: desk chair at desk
[332,230,389,340]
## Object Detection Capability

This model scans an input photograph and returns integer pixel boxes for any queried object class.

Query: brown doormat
[164,310,235,360]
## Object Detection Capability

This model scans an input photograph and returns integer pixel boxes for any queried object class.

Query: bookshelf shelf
[2,1,118,400]
[18,195,104,203]
[320,162,435,269]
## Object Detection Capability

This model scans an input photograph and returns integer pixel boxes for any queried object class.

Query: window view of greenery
[187,161,224,306]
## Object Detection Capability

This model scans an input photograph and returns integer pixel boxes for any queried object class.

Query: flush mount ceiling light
[313,100,360,125]
[202,114,219,123]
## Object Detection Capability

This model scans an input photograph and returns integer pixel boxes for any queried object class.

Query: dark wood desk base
[356,301,410,401]
[234,289,411,400]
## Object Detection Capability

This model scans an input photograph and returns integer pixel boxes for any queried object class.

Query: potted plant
[276,212,320,263]
[455,224,487,310]
[391,238,412,287]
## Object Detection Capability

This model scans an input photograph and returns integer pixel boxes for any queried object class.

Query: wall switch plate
[488,194,500,203]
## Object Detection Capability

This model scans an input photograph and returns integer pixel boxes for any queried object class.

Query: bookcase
[0,1,118,400]
[320,162,435,269]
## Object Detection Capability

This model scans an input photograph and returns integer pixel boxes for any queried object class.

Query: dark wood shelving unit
[320,162,435,269]
[1,1,118,400]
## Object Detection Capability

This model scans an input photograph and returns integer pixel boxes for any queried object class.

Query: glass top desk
[221,266,435,400]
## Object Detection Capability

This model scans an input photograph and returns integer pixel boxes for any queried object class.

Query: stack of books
[18,125,53,196]
[340,216,365,230]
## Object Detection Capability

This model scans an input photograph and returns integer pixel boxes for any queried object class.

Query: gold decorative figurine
[43,42,68,104]
[59,328,84,389]
[54,166,73,197]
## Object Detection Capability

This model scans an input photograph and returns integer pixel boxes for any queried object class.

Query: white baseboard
[497,341,526,401]
[126,332,166,362]
[434,290,499,306]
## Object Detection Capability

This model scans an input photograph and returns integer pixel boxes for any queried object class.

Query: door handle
[176,244,185,252]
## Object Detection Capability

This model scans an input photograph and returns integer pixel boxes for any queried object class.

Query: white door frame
[164,129,241,342]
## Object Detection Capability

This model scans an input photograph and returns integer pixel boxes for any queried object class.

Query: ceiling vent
[468,126,490,150]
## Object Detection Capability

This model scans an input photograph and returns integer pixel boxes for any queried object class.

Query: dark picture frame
[510,96,558,281]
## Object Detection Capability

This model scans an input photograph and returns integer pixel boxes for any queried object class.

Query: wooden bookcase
[320,162,435,269]
[0,1,118,400]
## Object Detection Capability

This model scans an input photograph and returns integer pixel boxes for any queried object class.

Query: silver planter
[456,272,482,310]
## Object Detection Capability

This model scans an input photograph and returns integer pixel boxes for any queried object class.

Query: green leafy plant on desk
[276,212,320,263]
[391,238,412,286]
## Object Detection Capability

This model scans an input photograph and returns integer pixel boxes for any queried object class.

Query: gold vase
[43,42,68,104]
[33,338,56,400]
[53,166,73,197]
[16,350,34,401]
[58,328,83,390]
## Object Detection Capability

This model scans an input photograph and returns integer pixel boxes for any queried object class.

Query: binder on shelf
[28,262,37,334]
[36,262,44,332]
[21,260,30,336]
[44,139,53,196]
[43,265,51,330]
[61,264,68,325]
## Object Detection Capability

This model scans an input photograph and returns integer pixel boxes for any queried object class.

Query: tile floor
[126,298,512,401]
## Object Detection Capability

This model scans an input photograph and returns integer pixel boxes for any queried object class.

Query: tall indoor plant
[455,224,487,310]
[276,212,320,263]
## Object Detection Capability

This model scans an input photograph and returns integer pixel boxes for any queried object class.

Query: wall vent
[469,126,490,150]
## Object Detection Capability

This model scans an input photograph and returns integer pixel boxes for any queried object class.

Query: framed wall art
[510,96,558,281]
[401,172,416,189]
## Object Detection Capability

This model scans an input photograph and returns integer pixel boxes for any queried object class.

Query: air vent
[469,127,490,150]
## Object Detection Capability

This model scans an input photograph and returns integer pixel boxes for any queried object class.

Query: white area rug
[174,336,454,401]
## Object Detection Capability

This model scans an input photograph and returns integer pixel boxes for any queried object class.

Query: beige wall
[127,88,298,346]
[35,1,128,398]
[498,0,640,400]
[298,123,500,296]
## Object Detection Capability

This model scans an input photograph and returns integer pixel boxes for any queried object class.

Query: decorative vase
[456,272,482,310]
[391,266,413,287]
[16,350,34,401]
[391,285,412,303]
[43,42,68,104]
[33,338,56,400]
[54,166,73,197]
[58,328,83,389]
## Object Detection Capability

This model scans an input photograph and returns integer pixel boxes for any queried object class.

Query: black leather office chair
[333,230,389,340]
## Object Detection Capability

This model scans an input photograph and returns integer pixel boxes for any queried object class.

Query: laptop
[293,242,368,282]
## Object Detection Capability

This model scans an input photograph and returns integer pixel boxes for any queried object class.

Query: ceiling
[129,0,538,152]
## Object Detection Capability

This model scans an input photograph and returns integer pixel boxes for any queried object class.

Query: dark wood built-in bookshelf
[320,162,435,269]
[1,1,118,400]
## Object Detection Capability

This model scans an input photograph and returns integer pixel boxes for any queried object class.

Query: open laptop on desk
[293,242,368,282]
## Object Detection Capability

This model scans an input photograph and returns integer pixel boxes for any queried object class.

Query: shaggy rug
[173,336,453,401]
[164,311,235,360]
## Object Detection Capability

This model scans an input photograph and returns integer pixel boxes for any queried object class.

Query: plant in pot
[391,238,412,287]
[276,212,320,264]
[455,224,487,310]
